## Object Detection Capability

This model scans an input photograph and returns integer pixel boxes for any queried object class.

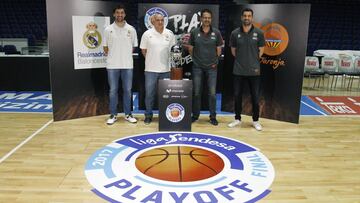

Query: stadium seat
[321,56,342,89]
[304,56,324,88]
[3,44,21,55]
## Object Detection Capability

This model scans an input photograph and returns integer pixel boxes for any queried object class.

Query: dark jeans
[233,75,260,121]
[192,66,217,119]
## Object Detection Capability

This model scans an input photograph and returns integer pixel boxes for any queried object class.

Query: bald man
[140,13,176,124]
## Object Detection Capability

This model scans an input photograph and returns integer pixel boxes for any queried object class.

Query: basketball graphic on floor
[135,146,224,182]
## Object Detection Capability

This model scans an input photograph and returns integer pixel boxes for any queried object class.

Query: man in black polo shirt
[228,8,265,131]
[188,9,223,126]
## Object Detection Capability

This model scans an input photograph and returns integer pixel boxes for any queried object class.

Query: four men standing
[103,5,264,130]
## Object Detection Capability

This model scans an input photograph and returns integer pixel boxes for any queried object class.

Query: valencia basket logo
[85,132,275,202]
[262,23,289,56]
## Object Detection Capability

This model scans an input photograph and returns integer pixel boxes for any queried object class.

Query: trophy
[170,43,183,80]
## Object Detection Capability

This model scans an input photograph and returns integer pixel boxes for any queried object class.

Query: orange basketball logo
[170,108,180,117]
[262,23,289,56]
[135,146,224,182]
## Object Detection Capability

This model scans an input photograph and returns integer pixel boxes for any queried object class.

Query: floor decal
[85,132,275,203]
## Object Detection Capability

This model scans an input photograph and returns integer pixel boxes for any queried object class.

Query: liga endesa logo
[261,23,289,56]
[85,132,275,202]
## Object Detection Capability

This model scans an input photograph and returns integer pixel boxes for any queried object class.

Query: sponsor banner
[72,16,110,70]
[47,0,121,121]
[309,96,360,115]
[85,132,275,203]
[0,91,52,113]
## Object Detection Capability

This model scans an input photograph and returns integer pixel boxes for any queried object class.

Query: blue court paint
[0,91,330,116]
[300,96,328,116]
[0,91,52,113]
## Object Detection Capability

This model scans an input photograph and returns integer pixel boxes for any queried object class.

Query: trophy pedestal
[170,67,183,80]
[158,79,192,131]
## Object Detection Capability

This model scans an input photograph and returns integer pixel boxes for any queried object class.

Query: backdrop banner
[222,4,310,123]
[137,3,219,111]
[47,0,126,121]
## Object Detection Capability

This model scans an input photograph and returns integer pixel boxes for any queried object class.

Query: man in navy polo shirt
[228,8,265,131]
[188,9,223,126]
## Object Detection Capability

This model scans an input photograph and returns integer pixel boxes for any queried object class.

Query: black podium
[158,79,192,131]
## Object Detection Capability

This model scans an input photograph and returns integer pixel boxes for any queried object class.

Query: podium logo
[166,103,185,123]
[144,7,169,30]
[82,22,102,49]
[262,23,289,56]
[85,132,275,203]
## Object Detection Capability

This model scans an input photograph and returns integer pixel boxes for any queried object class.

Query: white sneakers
[228,119,241,128]
[107,114,137,125]
[252,121,262,131]
[106,115,117,125]
[125,114,137,123]
[228,119,262,131]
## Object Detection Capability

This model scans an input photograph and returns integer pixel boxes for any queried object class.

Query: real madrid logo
[83,21,102,49]
[144,7,169,30]
[85,132,275,202]
[166,103,185,123]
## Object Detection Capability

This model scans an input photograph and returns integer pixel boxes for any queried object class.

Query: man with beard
[188,9,223,126]
[140,13,176,125]
[228,8,265,131]
[103,4,138,125]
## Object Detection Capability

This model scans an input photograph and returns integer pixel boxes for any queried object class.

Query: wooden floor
[0,112,360,203]
[1,79,360,202]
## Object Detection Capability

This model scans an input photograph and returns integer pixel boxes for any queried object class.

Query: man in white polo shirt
[103,4,138,125]
[140,13,175,125]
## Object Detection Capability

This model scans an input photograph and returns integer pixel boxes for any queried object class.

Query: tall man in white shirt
[103,5,138,125]
[140,13,176,125]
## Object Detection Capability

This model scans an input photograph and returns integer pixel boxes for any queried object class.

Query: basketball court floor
[1,78,360,202]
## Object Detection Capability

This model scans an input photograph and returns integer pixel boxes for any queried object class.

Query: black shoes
[192,117,218,126]
[209,118,218,126]
[144,117,152,125]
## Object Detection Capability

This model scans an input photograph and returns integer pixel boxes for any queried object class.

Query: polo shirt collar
[240,24,254,33]
[113,21,127,28]
[200,25,213,33]
[152,27,166,35]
